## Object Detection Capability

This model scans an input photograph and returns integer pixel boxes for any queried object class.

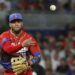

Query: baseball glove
[11,56,30,75]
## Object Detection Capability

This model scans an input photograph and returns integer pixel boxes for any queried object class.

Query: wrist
[28,59,36,65]
[31,59,36,64]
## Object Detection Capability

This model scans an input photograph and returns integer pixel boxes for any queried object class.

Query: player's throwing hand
[22,38,35,47]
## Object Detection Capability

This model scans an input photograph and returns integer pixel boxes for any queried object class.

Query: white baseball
[50,5,56,11]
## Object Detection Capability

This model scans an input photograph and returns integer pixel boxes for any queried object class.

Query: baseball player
[0,13,41,75]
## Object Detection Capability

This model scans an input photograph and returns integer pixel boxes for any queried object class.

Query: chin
[14,28,21,31]
[13,29,22,34]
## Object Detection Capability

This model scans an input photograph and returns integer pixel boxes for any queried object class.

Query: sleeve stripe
[0,61,11,70]
[33,52,41,57]
[0,38,12,48]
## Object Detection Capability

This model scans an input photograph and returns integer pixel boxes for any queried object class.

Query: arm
[29,37,41,64]
[1,38,22,54]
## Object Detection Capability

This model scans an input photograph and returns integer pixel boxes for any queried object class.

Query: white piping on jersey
[17,47,28,53]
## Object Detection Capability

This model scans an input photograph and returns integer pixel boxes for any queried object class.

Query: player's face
[9,19,23,34]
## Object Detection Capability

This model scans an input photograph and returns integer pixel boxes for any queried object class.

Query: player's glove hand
[11,56,30,75]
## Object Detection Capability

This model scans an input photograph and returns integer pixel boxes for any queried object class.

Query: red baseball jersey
[0,30,41,59]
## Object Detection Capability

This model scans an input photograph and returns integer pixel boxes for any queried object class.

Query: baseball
[50,5,56,11]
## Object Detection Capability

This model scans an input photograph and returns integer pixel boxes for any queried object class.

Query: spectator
[56,58,69,75]
[71,0,75,13]
[29,0,42,11]
[67,57,75,75]
[0,0,11,19]
[51,50,60,72]
[57,0,71,13]
[18,0,30,11]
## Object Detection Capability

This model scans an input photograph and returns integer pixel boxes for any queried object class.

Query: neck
[10,29,23,37]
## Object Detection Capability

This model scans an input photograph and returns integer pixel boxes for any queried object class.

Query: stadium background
[0,0,75,75]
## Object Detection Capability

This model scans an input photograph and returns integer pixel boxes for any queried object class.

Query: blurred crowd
[28,25,75,75]
[10,0,75,13]
[1,0,75,13]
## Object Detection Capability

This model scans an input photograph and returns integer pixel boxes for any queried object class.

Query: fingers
[25,38,34,44]
[22,38,35,47]
[28,41,35,45]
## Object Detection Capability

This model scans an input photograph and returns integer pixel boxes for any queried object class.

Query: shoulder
[23,31,36,41]
[0,31,10,38]
[23,31,33,38]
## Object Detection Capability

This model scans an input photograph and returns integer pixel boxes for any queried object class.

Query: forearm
[28,52,41,65]
[2,42,22,54]
[31,56,41,64]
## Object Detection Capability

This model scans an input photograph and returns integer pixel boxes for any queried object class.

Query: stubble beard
[12,28,22,34]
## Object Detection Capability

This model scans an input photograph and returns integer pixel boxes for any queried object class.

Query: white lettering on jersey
[17,47,28,58]
[11,42,21,46]
[11,42,28,58]
[17,47,28,53]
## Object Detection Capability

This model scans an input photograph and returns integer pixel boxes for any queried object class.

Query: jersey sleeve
[29,36,41,57]
[28,36,41,64]
[0,33,23,54]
